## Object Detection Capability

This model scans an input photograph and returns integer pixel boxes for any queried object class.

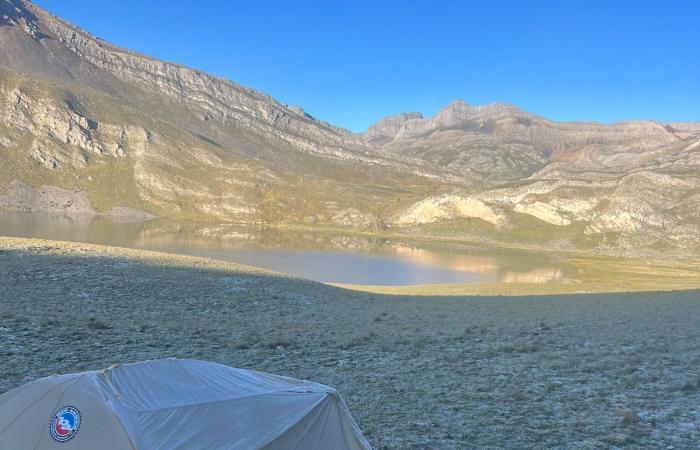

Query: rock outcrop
[393,195,505,227]
[331,208,378,228]
[0,179,93,214]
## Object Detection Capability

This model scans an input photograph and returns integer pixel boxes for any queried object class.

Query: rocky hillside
[366,102,700,254]
[1,0,699,255]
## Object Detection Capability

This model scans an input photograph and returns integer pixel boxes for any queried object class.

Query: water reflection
[0,211,572,286]
[501,268,564,284]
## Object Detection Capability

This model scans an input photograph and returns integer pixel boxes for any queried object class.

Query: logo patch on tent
[49,406,81,443]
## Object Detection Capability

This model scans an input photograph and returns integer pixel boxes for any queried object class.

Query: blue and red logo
[49,406,81,443]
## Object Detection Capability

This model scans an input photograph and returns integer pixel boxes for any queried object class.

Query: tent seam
[93,374,138,450]
[120,387,331,414]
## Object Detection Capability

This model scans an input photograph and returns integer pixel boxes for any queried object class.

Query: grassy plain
[1,237,700,448]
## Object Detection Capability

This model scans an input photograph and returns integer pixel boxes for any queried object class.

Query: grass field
[1,237,700,448]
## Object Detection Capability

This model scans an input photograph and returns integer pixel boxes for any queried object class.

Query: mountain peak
[363,112,424,143]
[362,100,534,143]
[435,99,525,118]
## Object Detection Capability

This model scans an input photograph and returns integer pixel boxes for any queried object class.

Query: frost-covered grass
[1,237,700,448]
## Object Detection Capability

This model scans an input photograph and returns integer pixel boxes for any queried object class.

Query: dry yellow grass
[335,255,700,296]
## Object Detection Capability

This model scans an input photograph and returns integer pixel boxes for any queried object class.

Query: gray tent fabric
[0,359,371,449]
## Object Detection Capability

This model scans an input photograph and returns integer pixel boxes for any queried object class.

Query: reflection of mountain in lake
[502,268,565,284]
[388,244,568,283]
[0,211,572,285]
[389,244,500,273]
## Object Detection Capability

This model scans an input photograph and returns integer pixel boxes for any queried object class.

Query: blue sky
[35,0,700,131]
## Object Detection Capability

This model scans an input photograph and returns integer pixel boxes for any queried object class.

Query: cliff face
[1,0,699,254]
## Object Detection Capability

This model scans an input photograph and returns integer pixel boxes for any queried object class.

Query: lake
[0,211,571,286]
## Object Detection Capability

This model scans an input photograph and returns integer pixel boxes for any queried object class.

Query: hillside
[1,0,699,255]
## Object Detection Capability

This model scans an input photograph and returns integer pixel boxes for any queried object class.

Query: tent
[0,359,371,449]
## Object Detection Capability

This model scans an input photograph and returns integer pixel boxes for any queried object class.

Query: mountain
[1,0,699,255]
[368,101,700,254]
[0,0,451,224]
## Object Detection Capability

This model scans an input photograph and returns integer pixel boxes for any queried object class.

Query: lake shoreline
[0,211,576,286]
[1,236,698,296]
